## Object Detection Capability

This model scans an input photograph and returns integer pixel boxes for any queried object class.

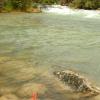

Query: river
[0,6,100,100]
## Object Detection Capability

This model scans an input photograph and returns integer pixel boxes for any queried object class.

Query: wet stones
[53,70,100,97]
[0,87,16,96]
[0,87,19,100]
[0,94,18,100]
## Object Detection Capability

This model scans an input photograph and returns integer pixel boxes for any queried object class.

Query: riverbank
[0,8,42,13]
[0,5,100,19]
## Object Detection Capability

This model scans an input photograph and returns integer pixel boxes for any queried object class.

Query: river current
[0,6,100,100]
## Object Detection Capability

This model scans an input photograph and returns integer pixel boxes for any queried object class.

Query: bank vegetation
[0,0,99,12]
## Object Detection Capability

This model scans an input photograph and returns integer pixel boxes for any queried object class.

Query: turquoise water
[0,12,100,100]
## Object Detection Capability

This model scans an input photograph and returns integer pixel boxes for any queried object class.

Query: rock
[16,83,47,98]
[32,8,41,13]
[0,87,15,96]
[0,60,38,82]
[53,70,100,98]
[0,94,18,100]
[26,8,41,13]
[97,8,100,10]
[0,56,10,63]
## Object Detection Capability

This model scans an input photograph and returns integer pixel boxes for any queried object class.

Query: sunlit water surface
[0,8,100,100]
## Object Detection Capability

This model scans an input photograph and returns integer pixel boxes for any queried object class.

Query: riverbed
[0,7,100,100]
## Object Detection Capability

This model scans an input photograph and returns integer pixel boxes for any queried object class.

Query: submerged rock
[16,83,47,98]
[53,70,100,98]
[0,87,15,96]
[0,94,18,100]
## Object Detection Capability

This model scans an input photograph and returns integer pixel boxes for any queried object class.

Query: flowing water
[0,6,100,100]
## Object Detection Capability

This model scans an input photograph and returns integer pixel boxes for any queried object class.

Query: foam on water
[43,5,100,18]
[43,5,75,15]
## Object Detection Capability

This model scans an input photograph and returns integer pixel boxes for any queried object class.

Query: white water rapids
[43,5,100,18]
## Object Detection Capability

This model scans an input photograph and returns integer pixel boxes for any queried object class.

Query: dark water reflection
[0,12,100,100]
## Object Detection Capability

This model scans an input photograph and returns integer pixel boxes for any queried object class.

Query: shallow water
[0,10,100,100]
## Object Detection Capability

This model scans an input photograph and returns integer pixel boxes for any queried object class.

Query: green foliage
[3,0,33,11]
[11,0,23,9]
[69,0,84,8]
[69,0,100,9]
[21,0,33,11]
[32,3,38,8]
[59,0,74,6]
[1,0,100,11]
[3,0,13,12]
[39,0,58,4]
